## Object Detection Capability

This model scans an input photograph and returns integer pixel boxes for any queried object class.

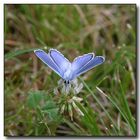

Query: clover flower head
[53,78,84,120]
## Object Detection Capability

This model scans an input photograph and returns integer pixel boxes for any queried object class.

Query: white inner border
[1,1,139,140]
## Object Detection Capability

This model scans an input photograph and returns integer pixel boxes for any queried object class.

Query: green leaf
[80,78,119,134]
[75,102,101,135]
[119,82,136,134]
[27,91,44,109]
[42,100,59,121]
[5,48,38,59]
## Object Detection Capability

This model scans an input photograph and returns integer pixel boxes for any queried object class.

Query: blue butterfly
[34,49,105,84]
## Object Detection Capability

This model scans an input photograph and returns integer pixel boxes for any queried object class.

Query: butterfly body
[63,64,73,81]
[34,49,105,84]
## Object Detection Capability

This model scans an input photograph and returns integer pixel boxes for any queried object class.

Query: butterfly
[34,49,105,84]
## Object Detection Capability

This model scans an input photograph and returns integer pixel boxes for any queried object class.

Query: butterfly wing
[34,49,64,78]
[49,49,70,73]
[76,56,105,76]
[34,49,105,81]
[70,53,94,80]
[71,54,105,79]
[72,53,94,71]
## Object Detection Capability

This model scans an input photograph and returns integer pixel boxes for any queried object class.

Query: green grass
[4,4,136,136]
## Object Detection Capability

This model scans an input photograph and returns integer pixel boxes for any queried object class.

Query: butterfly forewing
[34,49,64,78]
[75,56,105,77]
[72,53,94,72]
[49,49,70,73]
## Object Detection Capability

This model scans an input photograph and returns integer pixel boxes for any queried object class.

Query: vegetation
[4,4,136,136]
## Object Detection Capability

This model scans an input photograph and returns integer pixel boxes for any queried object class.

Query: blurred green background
[4,4,136,136]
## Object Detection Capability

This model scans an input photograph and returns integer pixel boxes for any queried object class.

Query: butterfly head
[64,80,70,85]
